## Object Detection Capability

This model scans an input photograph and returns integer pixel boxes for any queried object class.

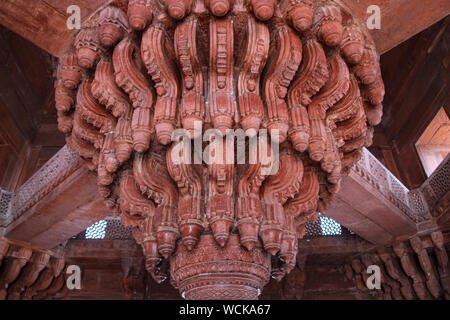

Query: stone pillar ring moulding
[55,0,385,300]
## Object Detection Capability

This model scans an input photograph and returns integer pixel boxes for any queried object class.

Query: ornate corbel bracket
[142,26,180,145]
[209,17,235,135]
[263,26,303,143]
[175,17,206,139]
[113,37,155,153]
[236,17,270,134]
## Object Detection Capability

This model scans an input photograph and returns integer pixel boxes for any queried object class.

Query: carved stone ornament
[56,0,384,300]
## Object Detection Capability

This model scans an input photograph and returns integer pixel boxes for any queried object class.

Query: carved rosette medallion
[56,0,385,300]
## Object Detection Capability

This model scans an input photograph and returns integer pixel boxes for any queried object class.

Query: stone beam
[0,0,111,57]
[1,146,110,250]
[1,0,449,57]
[63,240,145,300]
[340,0,450,54]
[327,172,417,244]
[325,148,421,245]
[299,236,375,256]
[6,195,110,250]
[65,239,142,262]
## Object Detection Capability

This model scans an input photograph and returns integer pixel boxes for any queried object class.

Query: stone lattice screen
[75,217,134,240]
[420,153,450,211]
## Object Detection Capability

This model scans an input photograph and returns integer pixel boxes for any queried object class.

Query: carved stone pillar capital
[55,0,385,299]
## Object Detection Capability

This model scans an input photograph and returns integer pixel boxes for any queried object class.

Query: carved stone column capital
[55,0,385,299]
